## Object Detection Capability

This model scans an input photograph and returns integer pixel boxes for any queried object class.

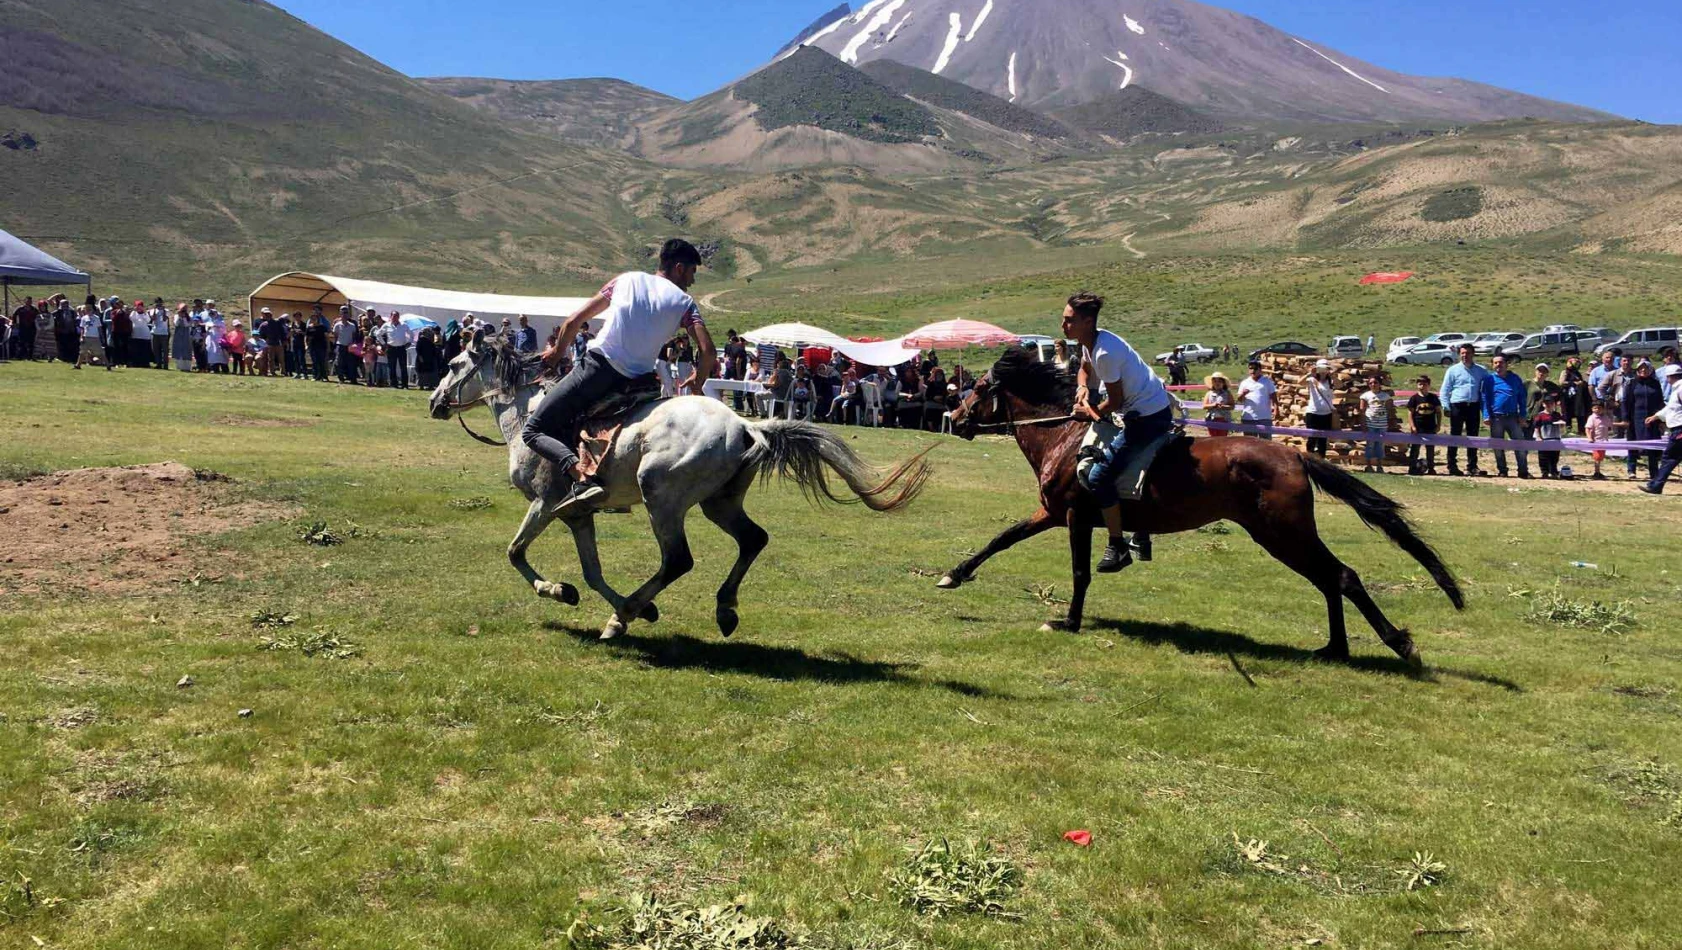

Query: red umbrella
[902,319,1021,350]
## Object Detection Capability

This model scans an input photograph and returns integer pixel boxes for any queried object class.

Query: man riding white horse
[523,238,717,514]
[1064,291,1176,574]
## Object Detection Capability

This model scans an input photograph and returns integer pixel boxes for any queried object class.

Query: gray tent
[2,228,90,357]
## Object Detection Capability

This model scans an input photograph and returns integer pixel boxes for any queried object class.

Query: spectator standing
[1560,357,1591,434]
[755,338,781,382]
[1532,394,1566,479]
[77,302,102,369]
[1053,339,1075,374]
[306,310,330,381]
[1235,361,1276,439]
[515,315,538,354]
[204,317,228,374]
[1528,363,1561,422]
[674,337,695,395]
[1481,354,1530,478]
[51,296,78,365]
[415,328,443,390]
[1620,361,1666,481]
[105,301,130,370]
[333,307,359,383]
[11,296,39,361]
[1639,367,1682,494]
[1407,374,1442,475]
[1203,372,1234,437]
[148,298,170,369]
[1366,334,1376,355]
[385,312,413,390]
[225,321,248,375]
[1588,349,1619,401]
[171,305,194,371]
[1441,344,1490,476]
[1304,360,1336,457]
[125,300,149,367]
[189,300,209,371]
[1360,375,1393,473]
[289,313,308,378]
[1585,401,1612,480]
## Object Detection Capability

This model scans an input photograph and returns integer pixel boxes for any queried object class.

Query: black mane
[990,346,1076,409]
[490,335,549,393]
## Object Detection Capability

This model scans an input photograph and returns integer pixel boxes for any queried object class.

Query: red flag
[1359,271,1415,285]
[1063,830,1093,847]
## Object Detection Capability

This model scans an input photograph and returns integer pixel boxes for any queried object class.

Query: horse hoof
[600,618,626,641]
[537,582,579,606]
[1313,645,1351,662]
[937,575,960,590]
[640,603,660,624]
[1041,619,1078,633]
[717,607,739,638]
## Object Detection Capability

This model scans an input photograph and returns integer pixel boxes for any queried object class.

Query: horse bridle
[968,374,1080,436]
[444,346,522,447]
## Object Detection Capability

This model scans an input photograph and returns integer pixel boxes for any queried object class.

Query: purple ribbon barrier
[1180,414,1668,456]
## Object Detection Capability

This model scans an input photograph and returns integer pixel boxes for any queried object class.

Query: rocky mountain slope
[418,77,677,150]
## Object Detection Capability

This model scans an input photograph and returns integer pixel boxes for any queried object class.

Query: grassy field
[2,362,1679,949]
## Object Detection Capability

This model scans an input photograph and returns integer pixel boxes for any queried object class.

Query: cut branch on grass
[889,838,1022,918]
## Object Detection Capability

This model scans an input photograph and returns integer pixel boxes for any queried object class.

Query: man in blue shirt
[1589,349,1619,400]
[1440,343,1491,476]
[1481,353,1531,478]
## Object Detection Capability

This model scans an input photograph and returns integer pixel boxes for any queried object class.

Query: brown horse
[939,348,1464,665]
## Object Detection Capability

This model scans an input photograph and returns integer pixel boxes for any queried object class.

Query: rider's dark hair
[659,238,702,271]
[1066,292,1104,321]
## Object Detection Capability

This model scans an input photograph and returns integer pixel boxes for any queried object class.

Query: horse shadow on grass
[1088,618,1523,693]
[545,623,1008,699]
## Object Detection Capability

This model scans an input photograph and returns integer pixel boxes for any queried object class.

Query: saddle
[1077,419,1187,503]
[573,374,665,480]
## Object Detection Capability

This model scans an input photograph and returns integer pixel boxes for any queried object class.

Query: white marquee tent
[248,273,595,340]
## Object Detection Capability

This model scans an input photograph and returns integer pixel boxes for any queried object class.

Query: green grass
[2,363,1680,948]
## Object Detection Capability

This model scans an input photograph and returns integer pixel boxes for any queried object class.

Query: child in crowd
[1360,375,1393,473]
[1532,393,1566,479]
[1584,401,1612,480]
[1406,374,1442,475]
[1203,372,1234,437]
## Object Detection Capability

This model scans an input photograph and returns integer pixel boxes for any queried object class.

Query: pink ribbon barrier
[1180,415,1669,456]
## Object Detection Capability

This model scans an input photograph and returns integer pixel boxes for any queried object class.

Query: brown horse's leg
[1044,511,1095,632]
[1244,527,1351,660]
[1340,577,1421,667]
[939,507,1058,589]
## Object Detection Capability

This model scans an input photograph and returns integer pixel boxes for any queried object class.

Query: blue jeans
[1365,424,1386,464]
[1080,406,1176,508]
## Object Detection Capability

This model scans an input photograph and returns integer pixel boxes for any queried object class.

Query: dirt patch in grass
[0,462,293,596]
[211,414,315,428]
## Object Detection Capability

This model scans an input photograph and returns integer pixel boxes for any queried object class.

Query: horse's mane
[990,346,1076,409]
[489,335,551,394]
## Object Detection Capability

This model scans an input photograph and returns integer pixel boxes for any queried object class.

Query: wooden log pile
[1256,353,1408,466]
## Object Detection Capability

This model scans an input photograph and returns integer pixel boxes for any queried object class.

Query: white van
[1329,336,1365,358]
[1594,327,1680,360]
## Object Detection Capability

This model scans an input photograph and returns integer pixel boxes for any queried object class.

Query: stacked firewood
[1256,353,1407,466]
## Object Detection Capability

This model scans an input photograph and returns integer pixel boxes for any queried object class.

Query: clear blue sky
[279,0,1680,123]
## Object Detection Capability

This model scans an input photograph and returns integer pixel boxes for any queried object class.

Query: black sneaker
[1130,534,1153,562]
[1097,541,1134,574]
[1639,484,1663,495]
[1447,467,1464,477]
[553,477,606,515]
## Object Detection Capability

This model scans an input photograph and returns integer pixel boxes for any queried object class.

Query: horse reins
[970,379,1080,435]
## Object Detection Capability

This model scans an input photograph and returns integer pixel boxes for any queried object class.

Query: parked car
[1542,324,1583,334]
[1386,337,1422,362]
[1579,327,1621,348]
[1393,342,1457,366]
[1423,332,1471,346]
[1247,342,1318,362]
[1153,343,1217,364]
[1328,336,1365,358]
[1501,330,1592,363]
[1471,332,1526,356]
[1594,327,1680,360]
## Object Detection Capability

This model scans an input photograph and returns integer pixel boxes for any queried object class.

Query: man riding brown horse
[941,326,1464,666]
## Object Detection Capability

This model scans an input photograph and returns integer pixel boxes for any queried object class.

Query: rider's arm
[685,322,717,395]
[550,294,612,369]
[1090,379,1126,421]
[1075,358,1093,410]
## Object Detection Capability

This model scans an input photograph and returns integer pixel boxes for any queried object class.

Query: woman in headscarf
[1620,361,1667,480]
[171,304,194,371]
[1560,357,1591,435]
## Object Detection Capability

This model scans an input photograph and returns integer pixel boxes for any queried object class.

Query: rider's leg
[521,352,626,502]
[1080,425,1134,574]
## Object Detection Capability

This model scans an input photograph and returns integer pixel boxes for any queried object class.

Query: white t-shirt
[1360,390,1393,426]
[79,313,100,339]
[1236,375,1277,423]
[1081,329,1172,418]
[384,321,413,347]
[1307,377,1335,415]
[589,272,704,378]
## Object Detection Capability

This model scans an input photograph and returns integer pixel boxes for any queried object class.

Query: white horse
[429,333,931,639]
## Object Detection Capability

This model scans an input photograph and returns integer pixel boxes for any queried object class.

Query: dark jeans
[310,342,329,380]
[1305,412,1333,457]
[18,324,37,359]
[290,343,306,376]
[336,347,359,383]
[1647,430,1682,493]
[1448,403,1481,471]
[1080,406,1177,509]
[152,335,169,368]
[388,345,409,389]
[55,332,79,363]
[521,350,634,474]
[1408,426,1439,471]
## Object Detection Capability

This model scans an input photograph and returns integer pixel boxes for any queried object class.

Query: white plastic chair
[859,380,883,427]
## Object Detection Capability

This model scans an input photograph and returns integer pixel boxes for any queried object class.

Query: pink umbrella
[902,319,1021,350]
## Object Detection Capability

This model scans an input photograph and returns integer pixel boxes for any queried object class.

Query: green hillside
[858,59,1075,140]
[1051,87,1225,139]
[734,47,939,145]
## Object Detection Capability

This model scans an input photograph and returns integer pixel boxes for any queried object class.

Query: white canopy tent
[741,322,921,368]
[248,273,596,341]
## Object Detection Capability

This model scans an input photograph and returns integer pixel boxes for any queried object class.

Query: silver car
[1471,332,1525,356]
[1501,330,1593,364]
[1595,327,1679,360]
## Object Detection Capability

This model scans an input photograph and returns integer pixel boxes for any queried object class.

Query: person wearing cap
[1061,291,1174,574]
[1441,343,1490,476]
[1202,371,1234,437]
[1304,359,1336,458]
[1407,375,1442,475]
[1659,347,1681,400]
[1481,353,1530,478]
[1235,360,1276,439]
[1621,360,1666,481]
[1639,365,1682,494]
[147,298,169,369]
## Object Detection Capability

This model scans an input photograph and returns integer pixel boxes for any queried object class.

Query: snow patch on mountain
[1101,50,1135,90]
[842,0,908,63]
[1125,15,1146,35]
[933,12,964,74]
[1292,38,1389,94]
[966,0,995,41]
[1007,50,1018,101]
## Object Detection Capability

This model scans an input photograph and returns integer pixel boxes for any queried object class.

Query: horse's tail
[1300,454,1465,610]
[746,420,932,513]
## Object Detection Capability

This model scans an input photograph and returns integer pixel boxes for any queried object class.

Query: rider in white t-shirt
[523,239,717,513]
[1064,292,1176,575]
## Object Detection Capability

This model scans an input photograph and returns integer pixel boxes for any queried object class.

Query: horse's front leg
[510,499,578,605]
[1043,511,1095,633]
[938,507,1058,589]
[563,513,653,623]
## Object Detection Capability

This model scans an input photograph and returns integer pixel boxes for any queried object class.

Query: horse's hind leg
[1244,525,1351,660]
[939,507,1057,589]
[510,499,578,606]
[701,489,768,638]
[603,502,694,640]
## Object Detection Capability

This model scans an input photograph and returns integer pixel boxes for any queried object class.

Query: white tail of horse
[747,420,933,513]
